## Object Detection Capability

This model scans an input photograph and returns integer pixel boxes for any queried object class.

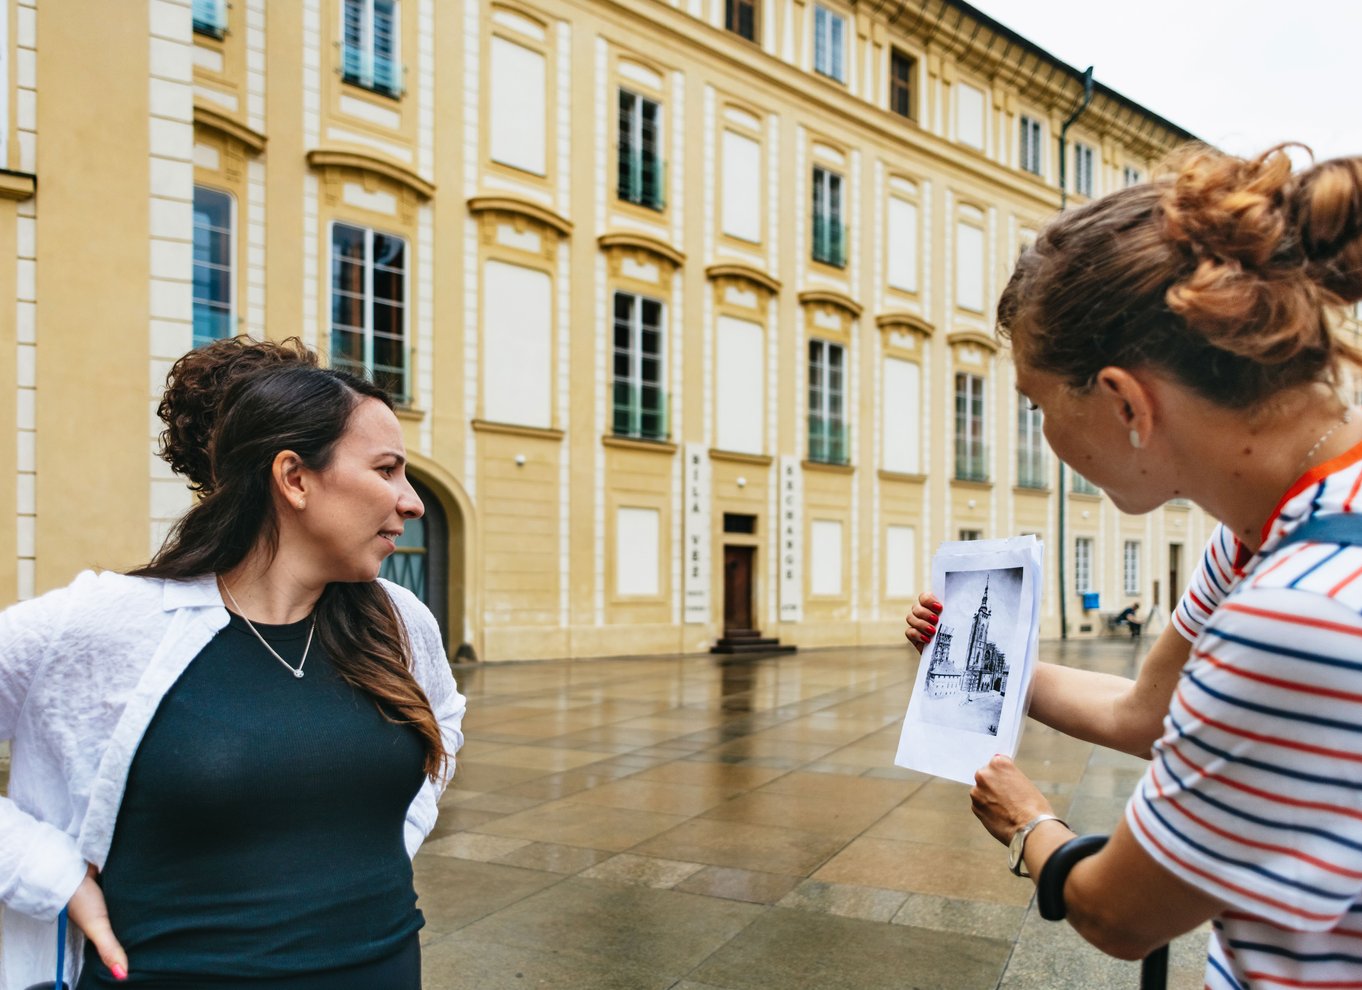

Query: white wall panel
[721,129,761,242]
[811,519,843,596]
[715,315,764,453]
[617,506,660,596]
[483,260,552,427]
[489,37,546,175]
[885,525,916,598]
[887,196,918,292]
[882,356,921,473]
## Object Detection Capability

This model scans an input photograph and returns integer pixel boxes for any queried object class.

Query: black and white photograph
[918,566,1023,737]
[896,536,1043,784]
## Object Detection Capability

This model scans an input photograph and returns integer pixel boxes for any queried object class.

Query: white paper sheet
[894,535,1044,784]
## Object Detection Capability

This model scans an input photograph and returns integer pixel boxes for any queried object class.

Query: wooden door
[723,545,755,631]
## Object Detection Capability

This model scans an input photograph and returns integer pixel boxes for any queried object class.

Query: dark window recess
[725,0,758,41]
[890,50,914,119]
[723,513,757,535]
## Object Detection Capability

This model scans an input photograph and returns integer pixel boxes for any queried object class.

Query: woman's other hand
[68,863,129,981]
[971,754,1054,846]
[904,592,943,653]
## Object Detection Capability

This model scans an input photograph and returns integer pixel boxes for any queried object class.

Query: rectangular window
[808,340,847,464]
[1072,472,1099,495]
[342,0,401,97]
[725,0,758,42]
[1016,393,1046,488]
[812,4,845,83]
[886,195,918,292]
[483,260,552,428]
[721,129,762,243]
[1074,142,1094,197]
[882,356,921,474]
[1124,540,1141,596]
[1123,165,1142,188]
[955,83,985,150]
[489,36,547,176]
[616,507,660,597]
[715,315,764,454]
[885,525,916,598]
[955,219,984,313]
[1019,115,1043,175]
[889,50,915,119]
[618,89,664,210]
[812,166,846,267]
[192,186,233,348]
[612,292,667,441]
[959,529,983,541]
[193,0,227,37]
[954,372,986,481]
[331,222,407,401]
[1075,537,1093,594]
[811,519,843,595]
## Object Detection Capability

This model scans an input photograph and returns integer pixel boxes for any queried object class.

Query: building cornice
[307,148,434,200]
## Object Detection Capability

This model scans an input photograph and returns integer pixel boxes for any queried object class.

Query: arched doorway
[381,475,452,651]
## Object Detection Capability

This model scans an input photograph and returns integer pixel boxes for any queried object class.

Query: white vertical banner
[779,455,804,622]
[684,443,712,624]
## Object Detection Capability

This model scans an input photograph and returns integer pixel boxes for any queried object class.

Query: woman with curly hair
[0,337,465,989]
[968,146,1362,988]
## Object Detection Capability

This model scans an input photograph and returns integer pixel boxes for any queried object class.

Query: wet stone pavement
[417,637,1208,990]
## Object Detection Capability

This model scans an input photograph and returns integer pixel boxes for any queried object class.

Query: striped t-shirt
[1128,443,1362,989]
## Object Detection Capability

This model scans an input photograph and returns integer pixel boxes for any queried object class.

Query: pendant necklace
[1297,408,1354,477]
[219,579,316,679]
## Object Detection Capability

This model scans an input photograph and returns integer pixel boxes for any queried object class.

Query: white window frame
[192,185,235,348]
[812,4,846,83]
[341,0,402,96]
[612,291,667,440]
[1075,537,1094,594]
[811,165,845,267]
[618,88,665,210]
[1016,393,1045,488]
[329,221,409,401]
[1123,540,1141,597]
[1019,114,1043,176]
[1123,165,1142,188]
[1073,142,1095,197]
[808,338,847,464]
[954,372,986,481]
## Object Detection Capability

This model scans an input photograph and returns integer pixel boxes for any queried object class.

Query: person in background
[1113,602,1142,638]
[0,337,466,990]
[965,144,1362,988]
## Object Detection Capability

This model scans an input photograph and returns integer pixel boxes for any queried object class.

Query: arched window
[379,476,449,648]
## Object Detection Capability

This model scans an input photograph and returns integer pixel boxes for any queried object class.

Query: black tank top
[76,611,426,987]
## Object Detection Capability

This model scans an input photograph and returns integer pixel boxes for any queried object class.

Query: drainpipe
[1054,66,1093,640]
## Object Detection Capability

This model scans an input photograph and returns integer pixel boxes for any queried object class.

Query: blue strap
[56,907,67,987]
[1275,513,1362,551]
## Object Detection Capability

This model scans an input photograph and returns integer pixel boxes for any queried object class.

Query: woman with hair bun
[969,146,1362,987]
[0,337,465,989]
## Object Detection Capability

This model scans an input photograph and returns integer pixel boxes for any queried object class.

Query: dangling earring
[1129,430,1142,450]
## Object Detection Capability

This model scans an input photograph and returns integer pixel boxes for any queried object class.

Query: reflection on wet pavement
[416,639,1208,989]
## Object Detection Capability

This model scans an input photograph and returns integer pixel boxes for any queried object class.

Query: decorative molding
[597,231,685,269]
[798,289,863,317]
[307,148,435,200]
[706,262,781,295]
[468,194,573,237]
[708,448,773,466]
[878,469,927,484]
[802,459,855,475]
[602,435,679,455]
[876,311,934,337]
[946,330,999,352]
[193,103,267,155]
[470,419,565,441]
[0,170,35,201]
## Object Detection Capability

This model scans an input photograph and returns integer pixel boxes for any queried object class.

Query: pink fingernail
[112,964,128,981]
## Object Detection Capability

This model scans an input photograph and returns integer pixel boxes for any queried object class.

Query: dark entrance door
[379,476,450,650]
[723,545,755,631]
[1168,543,1183,609]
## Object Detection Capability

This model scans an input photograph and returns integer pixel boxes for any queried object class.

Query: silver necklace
[1297,408,1354,477]
[219,580,316,679]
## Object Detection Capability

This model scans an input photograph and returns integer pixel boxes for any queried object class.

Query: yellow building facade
[4,0,1356,660]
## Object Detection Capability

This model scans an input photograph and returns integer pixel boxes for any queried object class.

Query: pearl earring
[1129,430,1142,450]
[297,500,306,509]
